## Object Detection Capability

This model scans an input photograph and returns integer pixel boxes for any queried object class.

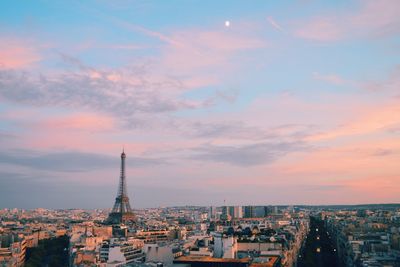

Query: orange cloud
[343,175,400,200]
[276,137,400,180]
[308,101,400,141]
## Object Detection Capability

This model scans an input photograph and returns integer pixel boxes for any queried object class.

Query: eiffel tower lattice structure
[107,149,135,224]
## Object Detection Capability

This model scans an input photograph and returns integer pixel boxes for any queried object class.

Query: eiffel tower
[107,149,135,224]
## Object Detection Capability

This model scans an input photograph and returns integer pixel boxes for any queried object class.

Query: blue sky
[0,0,400,208]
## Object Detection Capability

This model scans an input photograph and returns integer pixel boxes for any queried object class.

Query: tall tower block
[107,150,135,224]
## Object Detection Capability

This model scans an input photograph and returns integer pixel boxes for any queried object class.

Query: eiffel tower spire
[107,150,135,224]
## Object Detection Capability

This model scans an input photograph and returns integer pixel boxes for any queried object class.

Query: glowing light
[225,20,230,27]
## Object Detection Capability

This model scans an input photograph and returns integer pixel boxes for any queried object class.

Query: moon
[225,20,230,27]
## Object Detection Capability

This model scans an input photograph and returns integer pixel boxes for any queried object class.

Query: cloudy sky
[1,0,400,209]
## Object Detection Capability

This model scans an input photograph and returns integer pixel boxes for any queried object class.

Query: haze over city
[1,0,400,209]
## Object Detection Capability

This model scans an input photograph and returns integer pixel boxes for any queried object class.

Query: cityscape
[1,1,400,267]
[1,151,400,267]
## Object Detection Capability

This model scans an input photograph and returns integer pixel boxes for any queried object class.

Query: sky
[0,0,400,209]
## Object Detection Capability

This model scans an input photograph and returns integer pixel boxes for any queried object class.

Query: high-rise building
[209,206,217,220]
[254,206,266,217]
[243,206,255,218]
[227,206,243,219]
[221,206,229,222]
[233,206,243,219]
[228,206,235,218]
[106,150,135,224]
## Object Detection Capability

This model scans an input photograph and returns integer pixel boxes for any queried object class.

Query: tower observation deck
[107,150,135,224]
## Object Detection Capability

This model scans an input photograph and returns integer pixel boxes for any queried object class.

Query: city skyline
[1,0,400,208]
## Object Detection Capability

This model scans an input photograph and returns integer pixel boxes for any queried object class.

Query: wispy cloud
[77,2,182,46]
[1,0,399,207]
[0,38,41,69]
[111,18,182,46]
[308,102,400,141]
[179,121,315,142]
[0,55,206,121]
[362,65,400,93]
[0,149,164,172]
[295,0,400,42]
[312,72,347,85]
[159,27,266,78]
[38,113,115,132]
[190,141,307,166]
[295,17,342,42]
[267,16,284,32]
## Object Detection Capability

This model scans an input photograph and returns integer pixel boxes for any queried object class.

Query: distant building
[209,207,217,221]
[220,207,229,223]
[233,206,243,219]
[254,207,266,218]
[244,206,255,218]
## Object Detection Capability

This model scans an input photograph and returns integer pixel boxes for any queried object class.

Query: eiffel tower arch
[107,149,135,224]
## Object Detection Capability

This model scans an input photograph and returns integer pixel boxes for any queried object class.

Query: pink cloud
[296,17,342,41]
[98,12,182,46]
[343,175,400,200]
[80,13,267,92]
[362,65,400,92]
[308,101,400,141]
[0,108,205,155]
[93,10,266,80]
[312,72,348,85]
[241,92,361,129]
[351,0,400,37]
[18,129,158,156]
[39,113,115,132]
[295,0,400,41]
[0,108,116,133]
[261,137,400,204]
[280,138,400,177]
[0,39,40,69]
[159,26,266,77]
[106,44,144,50]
